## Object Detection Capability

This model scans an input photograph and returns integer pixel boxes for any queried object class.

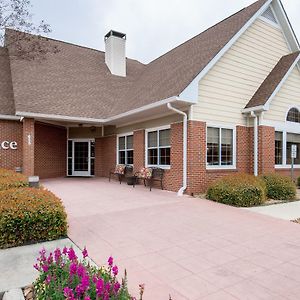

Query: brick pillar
[258,125,275,175]
[186,120,206,194]
[22,118,35,176]
[163,122,183,192]
[133,130,145,172]
[95,138,103,177]
[236,126,253,174]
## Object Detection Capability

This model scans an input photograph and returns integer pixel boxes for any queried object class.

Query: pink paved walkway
[43,177,300,300]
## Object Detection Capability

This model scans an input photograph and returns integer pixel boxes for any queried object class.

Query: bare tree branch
[0,0,58,60]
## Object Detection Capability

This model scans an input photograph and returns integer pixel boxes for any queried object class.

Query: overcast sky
[30,0,300,64]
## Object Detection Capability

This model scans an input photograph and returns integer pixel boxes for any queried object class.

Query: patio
[43,177,300,300]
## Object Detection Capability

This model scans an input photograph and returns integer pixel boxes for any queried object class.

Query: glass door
[67,139,94,176]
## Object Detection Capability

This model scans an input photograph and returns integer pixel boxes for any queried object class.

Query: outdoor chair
[109,164,133,184]
[135,167,164,191]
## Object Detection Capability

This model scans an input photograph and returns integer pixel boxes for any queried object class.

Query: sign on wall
[291,144,297,159]
[0,141,18,150]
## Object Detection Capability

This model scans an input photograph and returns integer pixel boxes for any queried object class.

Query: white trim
[259,4,281,29]
[145,125,171,169]
[0,114,21,121]
[179,0,272,101]
[116,132,134,165]
[205,123,237,170]
[16,111,105,124]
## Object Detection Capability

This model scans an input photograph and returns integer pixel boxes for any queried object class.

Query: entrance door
[67,139,95,177]
[73,141,90,176]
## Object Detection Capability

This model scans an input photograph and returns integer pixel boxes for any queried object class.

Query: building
[0,0,300,195]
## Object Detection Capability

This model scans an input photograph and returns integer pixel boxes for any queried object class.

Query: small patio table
[126,175,138,187]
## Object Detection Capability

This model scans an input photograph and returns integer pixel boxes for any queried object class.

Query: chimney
[104,30,126,77]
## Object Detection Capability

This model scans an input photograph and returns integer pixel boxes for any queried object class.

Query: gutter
[0,114,21,121]
[251,111,258,176]
[167,103,187,196]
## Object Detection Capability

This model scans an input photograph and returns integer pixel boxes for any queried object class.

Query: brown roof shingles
[0,47,15,115]
[245,51,300,109]
[2,0,268,119]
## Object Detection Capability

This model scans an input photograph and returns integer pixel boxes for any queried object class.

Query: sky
[30,0,300,64]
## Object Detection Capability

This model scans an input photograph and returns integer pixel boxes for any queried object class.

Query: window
[118,134,133,165]
[275,132,283,165]
[287,108,300,123]
[147,128,170,166]
[207,127,234,167]
[286,133,300,165]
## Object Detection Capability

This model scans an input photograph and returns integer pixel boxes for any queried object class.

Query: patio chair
[135,167,164,191]
[109,164,133,184]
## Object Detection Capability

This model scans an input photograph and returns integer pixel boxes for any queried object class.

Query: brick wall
[0,120,22,170]
[23,118,35,176]
[34,122,67,178]
[133,130,145,172]
[95,135,116,177]
[258,125,275,175]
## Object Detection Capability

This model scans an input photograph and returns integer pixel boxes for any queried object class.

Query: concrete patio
[44,177,300,300]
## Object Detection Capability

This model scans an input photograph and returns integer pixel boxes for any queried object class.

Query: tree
[0,0,58,60]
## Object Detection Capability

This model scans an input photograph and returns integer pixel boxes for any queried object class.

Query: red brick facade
[0,120,22,171]
[34,123,67,178]
[0,117,293,194]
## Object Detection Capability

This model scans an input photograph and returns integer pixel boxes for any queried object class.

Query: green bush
[297,176,300,188]
[0,187,67,249]
[0,168,28,191]
[261,174,296,200]
[206,174,266,207]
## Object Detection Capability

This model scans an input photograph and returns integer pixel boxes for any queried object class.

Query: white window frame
[116,132,134,166]
[206,124,236,170]
[145,125,171,169]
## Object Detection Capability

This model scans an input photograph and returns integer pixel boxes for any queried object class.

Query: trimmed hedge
[206,174,266,207]
[0,187,67,249]
[0,168,28,191]
[261,174,296,200]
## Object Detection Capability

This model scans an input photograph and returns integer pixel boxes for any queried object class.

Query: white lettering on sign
[0,141,18,150]
[291,144,297,159]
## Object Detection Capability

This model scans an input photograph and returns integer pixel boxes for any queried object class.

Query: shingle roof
[0,47,15,115]
[2,0,268,119]
[245,51,300,109]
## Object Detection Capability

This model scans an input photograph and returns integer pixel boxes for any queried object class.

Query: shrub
[297,176,300,188]
[261,174,296,200]
[0,168,28,191]
[206,174,266,207]
[0,187,67,248]
[33,247,142,300]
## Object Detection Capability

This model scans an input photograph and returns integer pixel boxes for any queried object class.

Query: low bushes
[0,168,28,191]
[206,174,266,207]
[33,247,141,299]
[261,174,296,200]
[0,187,67,249]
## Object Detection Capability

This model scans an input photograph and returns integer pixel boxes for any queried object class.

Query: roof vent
[104,30,126,77]
[262,7,278,24]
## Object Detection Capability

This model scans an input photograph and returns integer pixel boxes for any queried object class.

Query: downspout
[167,103,187,196]
[251,111,258,176]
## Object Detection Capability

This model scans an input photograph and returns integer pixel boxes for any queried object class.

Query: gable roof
[245,51,300,109]
[2,0,269,120]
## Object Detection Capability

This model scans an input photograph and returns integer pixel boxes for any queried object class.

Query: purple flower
[63,287,73,297]
[82,247,88,259]
[69,262,77,275]
[77,264,86,277]
[68,248,77,261]
[84,297,91,300]
[42,264,49,273]
[108,256,113,267]
[33,263,39,271]
[62,246,68,255]
[47,252,53,264]
[96,278,104,296]
[114,282,121,293]
[54,248,61,263]
[112,265,118,276]
[45,275,51,285]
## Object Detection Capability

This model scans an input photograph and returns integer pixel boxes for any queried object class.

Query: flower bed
[32,246,143,300]
[0,187,67,249]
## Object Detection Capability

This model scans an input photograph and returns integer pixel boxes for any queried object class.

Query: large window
[118,134,133,165]
[147,128,170,167]
[207,127,234,167]
[286,133,300,165]
[275,132,283,165]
